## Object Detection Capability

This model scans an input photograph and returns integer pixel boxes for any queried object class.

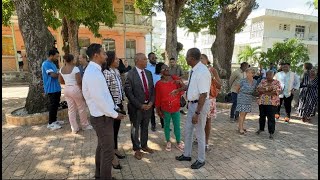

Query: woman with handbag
[155,62,185,152]
[200,54,222,151]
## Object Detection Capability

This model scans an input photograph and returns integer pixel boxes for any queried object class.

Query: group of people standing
[229,61,318,139]
[41,43,317,179]
[42,45,220,179]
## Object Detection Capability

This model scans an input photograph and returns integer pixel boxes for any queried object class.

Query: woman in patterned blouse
[256,71,281,139]
[102,51,126,169]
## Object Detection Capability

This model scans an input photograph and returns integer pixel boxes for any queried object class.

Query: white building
[232,9,318,65]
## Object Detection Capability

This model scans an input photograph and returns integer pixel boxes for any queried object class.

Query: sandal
[176,142,184,152]
[238,129,245,135]
[165,142,171,151]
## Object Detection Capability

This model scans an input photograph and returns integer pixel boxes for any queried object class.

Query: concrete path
[2,85,318,179]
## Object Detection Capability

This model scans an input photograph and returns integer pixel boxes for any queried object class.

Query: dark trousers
[230,92,239,119]
[130,108,152,151]
[114,103,123,150]
[90,116,114,180]
[47,91,61,124]
[151,106,164,128]
[259,105,276,134]
[277,95,293,118]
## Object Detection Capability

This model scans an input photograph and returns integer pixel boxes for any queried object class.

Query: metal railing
[115,12,152,26]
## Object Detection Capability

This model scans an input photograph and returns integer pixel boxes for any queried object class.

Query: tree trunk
[211,0,256,79]
[164,0,186,64]
[61,17,69,55]
[13,0,54,114]
[66,18,80,65]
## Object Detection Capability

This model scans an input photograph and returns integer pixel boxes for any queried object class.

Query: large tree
[136,0,188,63]
[180,0,257,78]
[10,0,55,114]
[3,0,117,114]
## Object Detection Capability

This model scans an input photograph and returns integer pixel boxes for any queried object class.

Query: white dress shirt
[135,67,149,91]
[82,61,118,118]
[186,62,211,101]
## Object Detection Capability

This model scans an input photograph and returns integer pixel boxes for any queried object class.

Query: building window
[102,38,115,52]
[250,21,264,39]
[279,24,290,31]
[126,40,136,65]
[2,36,15,56]
[295,25,305,38]
[79,37,90,49]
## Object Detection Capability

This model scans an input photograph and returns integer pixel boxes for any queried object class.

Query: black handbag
[180,96,187,107]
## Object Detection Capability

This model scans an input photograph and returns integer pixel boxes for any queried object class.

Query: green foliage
[135,0,162,15]
[237,46,261,65]
[41,0,116,37]
[152,46,165,62]
[179,0,258,34]
[2,0,15,26]
[177,52,190,72]
[258,38,310,75]
[2,0,116,37]
[315,0,318,9]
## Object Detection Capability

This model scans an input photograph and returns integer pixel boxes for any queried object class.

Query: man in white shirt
[146,52,163,131]
[82,43,125,180]
[273,62,300,122]
[174,48,211,169]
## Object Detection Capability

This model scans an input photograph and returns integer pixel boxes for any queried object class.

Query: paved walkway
[2,85,318,179]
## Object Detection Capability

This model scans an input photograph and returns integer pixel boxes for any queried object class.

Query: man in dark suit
[124,53,155,160]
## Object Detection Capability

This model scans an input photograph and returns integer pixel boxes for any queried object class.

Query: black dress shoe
[115,153,126,159]
[112,164,122,169]
[191,160,205,169]
[269,133,274,139]
[256,130,264,135]
[175,154,191,161]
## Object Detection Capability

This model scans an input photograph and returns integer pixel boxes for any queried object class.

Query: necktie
[141,71,149,101]
[186,70,194,99]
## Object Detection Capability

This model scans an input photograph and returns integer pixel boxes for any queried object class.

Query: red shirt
[155,75,184,113]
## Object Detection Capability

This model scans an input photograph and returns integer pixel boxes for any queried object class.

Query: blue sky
[256,0,318,16]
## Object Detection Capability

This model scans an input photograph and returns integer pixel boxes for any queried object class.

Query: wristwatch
[195,111,200,115]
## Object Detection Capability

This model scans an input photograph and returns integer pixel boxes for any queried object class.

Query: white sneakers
[47,123,62,130]
[47,120,64,130]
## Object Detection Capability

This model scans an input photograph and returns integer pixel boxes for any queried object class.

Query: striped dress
[297,73,318,118]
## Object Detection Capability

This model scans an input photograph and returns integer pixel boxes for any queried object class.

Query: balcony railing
[115,12,152,26]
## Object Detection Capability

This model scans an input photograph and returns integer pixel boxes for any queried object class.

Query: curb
[5,107,68,126]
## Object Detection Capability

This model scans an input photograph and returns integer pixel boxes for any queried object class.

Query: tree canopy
[237,46,261,65]
[259,38,310,75]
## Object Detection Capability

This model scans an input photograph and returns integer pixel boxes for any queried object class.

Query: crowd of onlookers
[229,61,318,139]
[41,44,318,179]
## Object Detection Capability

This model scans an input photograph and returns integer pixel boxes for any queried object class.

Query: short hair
[134,53,146,64]
[155,62,165,75]
[188,48,201,61]
[48,49,59,56]
[148,52,155,59]
[304,62,313,71]
[240,62,248,68]
[281,62,290,66]
[79,54,89,61]
[266,70,274,75]
[86,43,102,59]
[17,51,21,54]
[170,57,175,61]
[63,54,74,63]
[105,51,116,70]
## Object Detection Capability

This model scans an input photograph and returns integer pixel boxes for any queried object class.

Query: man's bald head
[134,53,148,69]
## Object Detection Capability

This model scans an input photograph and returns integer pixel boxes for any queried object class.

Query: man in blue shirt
[42,49,64,130]
[146,52,163,131]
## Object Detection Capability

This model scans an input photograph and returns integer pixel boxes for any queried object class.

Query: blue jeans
[230,92,239,119]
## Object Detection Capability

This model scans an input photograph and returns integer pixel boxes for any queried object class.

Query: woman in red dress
[155,62,185,152]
